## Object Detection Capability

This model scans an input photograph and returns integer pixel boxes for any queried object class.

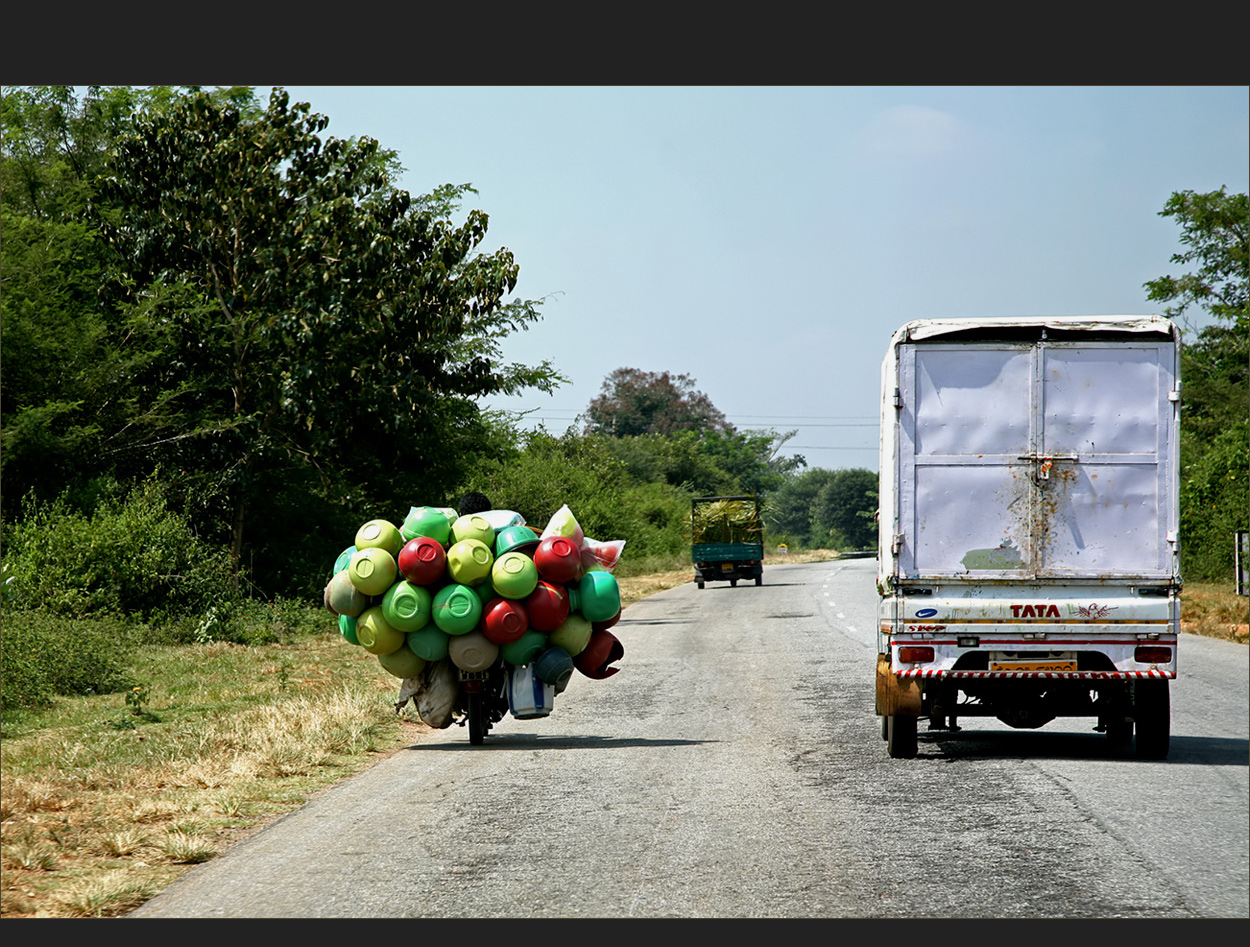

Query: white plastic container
[507,663,555,719]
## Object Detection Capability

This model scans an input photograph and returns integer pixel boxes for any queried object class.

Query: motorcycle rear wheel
[467,692,486,745]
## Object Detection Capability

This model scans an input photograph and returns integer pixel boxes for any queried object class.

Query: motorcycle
[455,662,510,745]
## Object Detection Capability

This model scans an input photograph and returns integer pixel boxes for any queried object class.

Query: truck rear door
[896,338,1178,581]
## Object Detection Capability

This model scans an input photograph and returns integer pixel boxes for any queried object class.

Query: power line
[727,414,877,420]
[487,408,876,421]
[506,415,876,428]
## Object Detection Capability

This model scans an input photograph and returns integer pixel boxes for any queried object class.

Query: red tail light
[1134,645,1172,664]
[899,646,935,663]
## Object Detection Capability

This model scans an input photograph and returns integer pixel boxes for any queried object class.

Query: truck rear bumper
[895,667,1175,680]
[883,630,1178,678]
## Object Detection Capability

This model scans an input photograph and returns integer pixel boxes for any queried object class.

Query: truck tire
[696,580,705,590]
[1134,680,1170,760]
[1104,717,1133,755]
[886,714,917,758]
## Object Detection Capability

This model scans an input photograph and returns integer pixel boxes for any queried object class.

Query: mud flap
[876,653,922,716]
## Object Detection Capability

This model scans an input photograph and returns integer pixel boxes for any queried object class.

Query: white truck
[875,315,1181,759]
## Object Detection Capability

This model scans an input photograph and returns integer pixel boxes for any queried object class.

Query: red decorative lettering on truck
[1010,603,1062,618]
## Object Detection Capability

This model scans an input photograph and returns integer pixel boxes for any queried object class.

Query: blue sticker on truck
[915,607,938,619]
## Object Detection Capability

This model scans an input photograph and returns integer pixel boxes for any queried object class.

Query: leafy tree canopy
[584,368,733,437]
[581,367,804,498]
[1144,186,1248,329]
[3,86,565,596]
[765,467,838,542]
[1144,186,1247,581]
[812,467,878,551]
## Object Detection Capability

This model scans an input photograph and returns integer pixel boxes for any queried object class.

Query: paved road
[129,559,1249,918]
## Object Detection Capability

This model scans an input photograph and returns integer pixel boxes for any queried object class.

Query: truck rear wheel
[1134,680,1170,760]
[1104,717,1133,755]
[886,715,917,758]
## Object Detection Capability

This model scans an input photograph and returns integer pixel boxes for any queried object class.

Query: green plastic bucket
[491,551,539,600]
[348,547,397,597]
[451,514,496,548]
[382,581,433,633]
[549,613,593,657]
[339,613,360,646]
[432,583,483,635]
[472,572,498,605]
[333,545,357,576]
[355,519,403,557]
[401,506,452,546]
[356,606,404,655]
[406,626,450,662]
[378,644,427,679]
[500,629,547,666]
[577,571,621,622]
[494,524,540,557]
[446,538,494,587]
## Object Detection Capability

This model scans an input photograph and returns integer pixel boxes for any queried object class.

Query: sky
[283,86,1248,473]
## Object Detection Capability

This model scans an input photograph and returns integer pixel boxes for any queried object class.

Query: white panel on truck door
[912,464,1031,572]
[913,347,1031,456]
[900,345,1034,577]
[1038,344,1173,575]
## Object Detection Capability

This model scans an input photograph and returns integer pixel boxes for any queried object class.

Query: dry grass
[1181,581,1249,643]
[1,637,408,918]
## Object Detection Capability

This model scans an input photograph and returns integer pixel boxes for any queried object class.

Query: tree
[812,468,877,551]
[766,467,837,545]
[598,427,804,498]
[698,428,805,496]
[0,85,163,220]
[94,87,562,585]
[0,86,159,511]
[1144,187,1247,328]
[1144,186,1248,581]
[598,431,738,496]
[584,368,732,437]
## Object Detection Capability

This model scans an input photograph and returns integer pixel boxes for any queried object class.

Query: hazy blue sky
[283,86,1248,472]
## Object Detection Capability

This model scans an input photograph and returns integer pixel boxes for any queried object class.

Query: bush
[0,609,137,712]
[459,430,694,564]
[1180,417,1249,582]
[1,475,239,621]
[181,597,332,647]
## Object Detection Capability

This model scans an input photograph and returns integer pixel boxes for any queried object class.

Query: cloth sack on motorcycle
[394,658,459,729]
